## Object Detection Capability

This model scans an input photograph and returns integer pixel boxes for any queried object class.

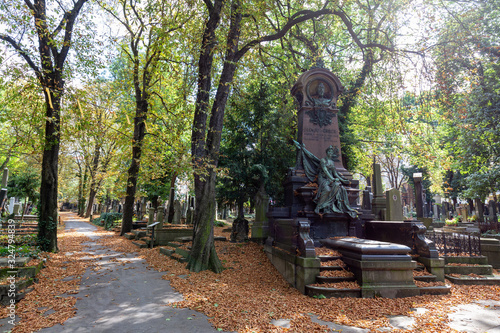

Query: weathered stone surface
[230,217,249,243]
[386,188,404,221]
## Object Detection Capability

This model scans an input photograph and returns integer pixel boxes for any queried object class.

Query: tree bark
[188,169,222,272]
[121,100,148,235]
[84,143,101,218]
[38,88,61,252]
[167,173,177,223]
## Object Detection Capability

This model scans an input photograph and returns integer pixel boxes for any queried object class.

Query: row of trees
[1,0,498,270]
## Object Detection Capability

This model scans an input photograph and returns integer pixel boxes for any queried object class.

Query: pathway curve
[39,217,223,333]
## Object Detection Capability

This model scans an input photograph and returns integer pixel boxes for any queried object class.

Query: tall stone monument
[413,173,424,219]
[291,68,347,173]
[371,163,386,220]
[267,67,362,249]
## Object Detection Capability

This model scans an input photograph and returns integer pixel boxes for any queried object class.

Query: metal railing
[427,231,481,257]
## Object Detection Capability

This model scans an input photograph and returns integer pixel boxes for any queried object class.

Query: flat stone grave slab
[320,238,418,298]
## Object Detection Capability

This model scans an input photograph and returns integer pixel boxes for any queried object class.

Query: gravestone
[361,187,372,211]
[8,197,15,214]
[251,183,269,242]
[372,163,386,220]
[148,207,155,224]
[489,200,497,224]
[385,188,403,221]
[433,195,442,220]
[413,173,424,219]
[181,201,187,219]
[173,200,182,224]
[157,208,165,228]
[433,205,439,221]
[13,203,20,216]
[186,207,194,225]
[442,202,449,219]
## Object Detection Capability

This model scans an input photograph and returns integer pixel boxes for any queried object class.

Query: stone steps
[306,254,361,298]
[124,232,135,240]
[445,274,500,285]
[159,241,191,264]
[442,255,500,285]
[131,240,148,248]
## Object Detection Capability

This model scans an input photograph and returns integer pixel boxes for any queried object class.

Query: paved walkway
[39,219,223,333]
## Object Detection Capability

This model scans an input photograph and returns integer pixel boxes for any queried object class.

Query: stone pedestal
[157,208,165,229]
[264,244,320,294]
[148,207,155,224]
[481,238,500,268]
[418,257,445,281]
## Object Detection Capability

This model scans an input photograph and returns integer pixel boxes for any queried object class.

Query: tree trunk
[187,169,222,273]
[85,188,97,219]
[38,90,61,252]
[121,100,148,235]
[166,174,177,224]
[79,167,88,216]
[84,145,101,218]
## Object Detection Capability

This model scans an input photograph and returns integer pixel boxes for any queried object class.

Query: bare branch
[0,34,42,79]
[23,0,35,11]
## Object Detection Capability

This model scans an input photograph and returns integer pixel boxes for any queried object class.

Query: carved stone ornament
[306,108,335,127]
[291,68,344,109]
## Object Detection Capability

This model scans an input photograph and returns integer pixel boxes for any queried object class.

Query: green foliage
[214,220,226,227]
[217,80,295,208]
[0,234,37,246]
[7,169,40,204]
[93,212,122,230]
[0,245,40,258]
[401,166,433,201]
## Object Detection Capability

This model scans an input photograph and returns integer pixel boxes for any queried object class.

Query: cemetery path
[38,217,224,333]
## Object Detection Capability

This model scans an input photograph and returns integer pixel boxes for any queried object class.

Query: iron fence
[427,231,481,257]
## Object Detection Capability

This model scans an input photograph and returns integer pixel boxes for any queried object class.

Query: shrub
[0,234,37,246]
[93,212,122,230]
[445,217,458,226]
[0,245,40,258]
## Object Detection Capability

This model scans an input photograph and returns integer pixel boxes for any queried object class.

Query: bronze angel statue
[294,140,357,219]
